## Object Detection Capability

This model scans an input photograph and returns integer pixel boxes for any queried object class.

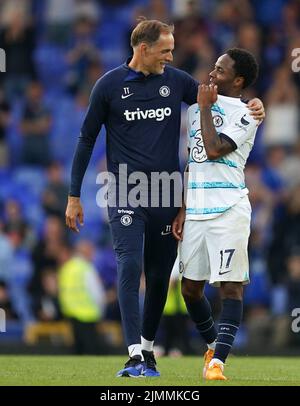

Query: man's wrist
[199,105,212,111]
[68,195,80,201]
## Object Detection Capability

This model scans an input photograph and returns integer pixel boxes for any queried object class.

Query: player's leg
[205,282,243,381]
[205,197,251,380]
[212,282,243,363]
[179,220,218,377]
[109,208,146,377]
[141,207,178,376]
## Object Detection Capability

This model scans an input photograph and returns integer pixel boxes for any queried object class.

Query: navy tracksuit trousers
[109,205,178,346]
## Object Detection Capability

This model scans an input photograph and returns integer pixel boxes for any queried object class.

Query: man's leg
[206,282,243,380]
[178,219,218,376]
[142,208,178,342]
[181,278,217,347]
[141,207,178,376]
[204,197,251,380]
[181,278,218,376]
[109,209,146,377]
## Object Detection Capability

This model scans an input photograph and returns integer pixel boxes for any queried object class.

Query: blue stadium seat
[34,42,68,90]
[12,166,47,198]
[244,271,271,307]
[50,99,85,163]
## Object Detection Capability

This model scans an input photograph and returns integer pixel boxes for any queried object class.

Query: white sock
[128,344,143,359]
[207,340,216,351]
[141,336,154,352]
[209,358,224,369]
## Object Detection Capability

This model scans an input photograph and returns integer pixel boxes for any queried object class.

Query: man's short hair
[130,17,174,48]
[226,48,259,89]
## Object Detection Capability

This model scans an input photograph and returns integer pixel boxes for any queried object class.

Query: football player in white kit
[172,48,260,380]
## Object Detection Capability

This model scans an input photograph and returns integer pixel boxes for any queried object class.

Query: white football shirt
[186,95,258,220]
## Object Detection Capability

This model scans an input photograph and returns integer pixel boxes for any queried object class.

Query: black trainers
[116,355,145,377]
[142,350,160,377]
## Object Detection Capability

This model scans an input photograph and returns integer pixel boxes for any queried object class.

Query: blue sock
[185,295,217,345]
[214,298,243,363]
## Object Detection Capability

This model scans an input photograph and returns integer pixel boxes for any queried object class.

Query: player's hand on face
[247,98,265,124]
[172,207,186,241]
[65,196,84,233]
[197,84,218,109]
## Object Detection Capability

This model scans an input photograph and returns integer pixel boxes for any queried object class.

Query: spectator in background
[78,59,104,96]
[29,216,67,301]
[0,8,36,99]
[0,0,32,24]
[282,0,300,38]
[174,31,215,76]
[268,184,300,286]
[172,0,203,18]
[269,246,300,349]
[42,162,69,220]
[20,81,52,167]
[243,227,272,349]
[264,182,300,350]
[58,241,106,354]
[0,87,11,167]
[251,0,292,29]
[44,0,76,45]
[65,15,101,95]
[0,220,13,283]
[3,198,35,250]
[245,164,274,246]
[261,146,286,202]
[173,1,210,75]
[283,245,300,347]
[134,0,169,22]
[212,0,254,52]
[286,247,300,313]
[264,65,299,147]
[0,219,17,324]
[6,227,33,324]
[32,267,62,322]
[73,0,100,22]
[44,0,100,45]
[279,141,300,190]
[237,23,261,60]
[0,281,18,320]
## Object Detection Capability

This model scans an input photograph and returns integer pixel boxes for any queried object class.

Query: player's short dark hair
[131,17,174,48]
[226,48,259,89]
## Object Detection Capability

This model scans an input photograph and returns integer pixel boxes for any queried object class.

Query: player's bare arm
[65,196,84,233]
[198,84,234,160]
[172,205,186,241]
[172,153,190,241]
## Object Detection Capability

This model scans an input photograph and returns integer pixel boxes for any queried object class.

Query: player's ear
[140,42,148,57]
[234,76,244,88]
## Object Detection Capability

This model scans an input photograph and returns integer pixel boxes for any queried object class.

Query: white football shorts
[177,196,251,286]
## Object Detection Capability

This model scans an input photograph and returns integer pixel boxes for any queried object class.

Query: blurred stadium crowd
[0,0,300,354]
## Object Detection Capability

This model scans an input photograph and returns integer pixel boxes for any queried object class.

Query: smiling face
[140,33,174,75]
[209,53,243,96]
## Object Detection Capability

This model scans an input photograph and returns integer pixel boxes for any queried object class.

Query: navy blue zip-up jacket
[70,60,198,197]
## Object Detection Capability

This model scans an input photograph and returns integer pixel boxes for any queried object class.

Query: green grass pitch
[0,356,299,386]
